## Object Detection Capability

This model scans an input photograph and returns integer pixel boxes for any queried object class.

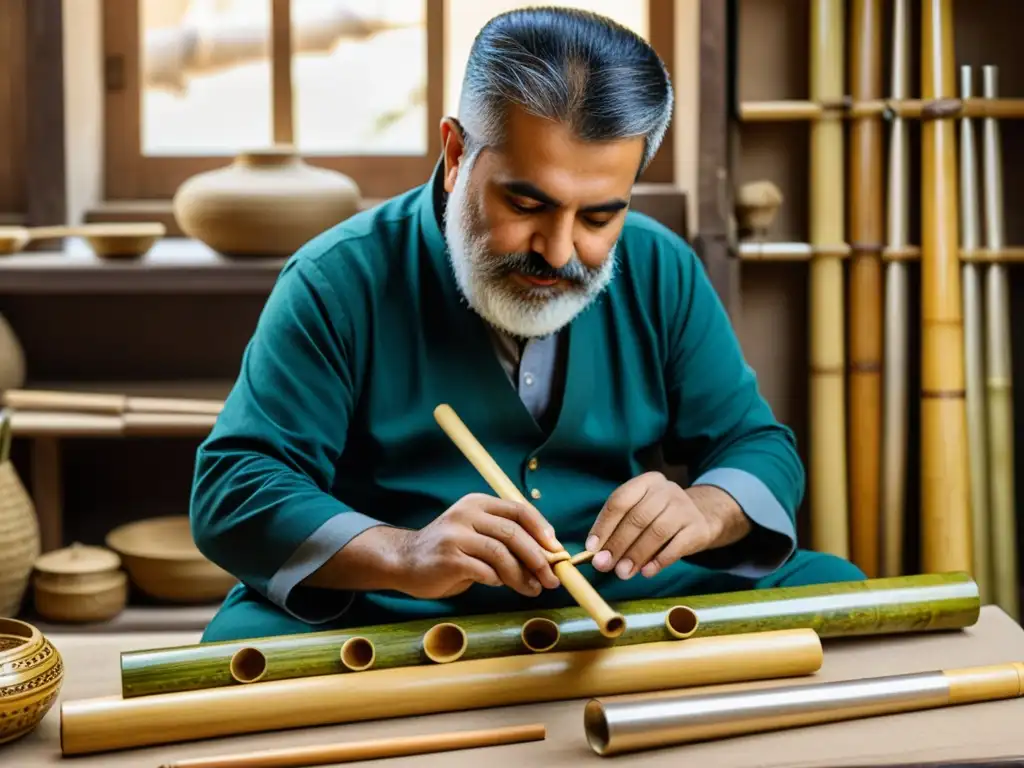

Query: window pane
[140,0,273,155]
[291,0,428,155]
[444,1,649,116]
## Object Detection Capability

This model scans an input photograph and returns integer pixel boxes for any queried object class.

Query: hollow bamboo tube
[118,572,978,699]
[521,617,560,652]
[919,0,971,573]
[422,622,468,663]
[808,0,849,558]
[228,648,267,684]
[432,403,625,637]
[0,388,223,416]
[339,637,375,671]
[583,662,1024,756]
[62,629,824,756]
[848,0,883,578]
[664,605,699,639]
[981,66,1019,621]
[879,0,911,578]
[160,724,545,768]
[959,65,992,605]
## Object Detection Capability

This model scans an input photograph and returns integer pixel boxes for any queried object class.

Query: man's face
[442,107,645,338]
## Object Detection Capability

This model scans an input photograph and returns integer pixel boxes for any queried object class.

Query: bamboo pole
[737,97,1024,121]
[808,0,849,558]
[432,403,626,637]
[584,662,1024,756]
[919,0,971,573]
[61,629,825,755]
[879,0,911,578]
[959,65,992,605]
[981,65,1019,621]
[118,572,979,700]
[848,0,883,577]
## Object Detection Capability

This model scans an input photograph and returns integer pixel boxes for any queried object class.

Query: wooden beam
[23,0,66,246]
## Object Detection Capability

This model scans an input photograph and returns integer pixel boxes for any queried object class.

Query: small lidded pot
[32,542,127,623]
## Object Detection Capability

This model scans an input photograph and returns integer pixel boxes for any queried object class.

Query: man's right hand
[385,493,564,599]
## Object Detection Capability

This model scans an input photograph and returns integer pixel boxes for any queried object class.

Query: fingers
[618,506,685,578]
[586,473,656,553]
[459,531,544,597]
[591,486,673,576]
[454,554,503,589]
[639,525,708,578]
[474,494,563,553]
[470,513,560,590]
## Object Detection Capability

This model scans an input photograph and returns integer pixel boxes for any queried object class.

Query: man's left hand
[585,472,751,579]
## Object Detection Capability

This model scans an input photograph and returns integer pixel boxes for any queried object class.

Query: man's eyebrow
[501,180,629,214]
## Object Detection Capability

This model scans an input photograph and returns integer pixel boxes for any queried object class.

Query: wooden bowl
[75,223,165,259]
[104,516,237,603]
[0,617,64,744]
[32,543,127,623]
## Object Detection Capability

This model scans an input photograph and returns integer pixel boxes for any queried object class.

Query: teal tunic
[191,171,864,642]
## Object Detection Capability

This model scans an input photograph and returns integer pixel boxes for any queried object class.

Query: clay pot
[172,145,361,257]
[0,409,40,618]
[0,314,25,391]
[0,617,64,745]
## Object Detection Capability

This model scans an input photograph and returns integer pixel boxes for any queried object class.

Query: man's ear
[440,117,466,193]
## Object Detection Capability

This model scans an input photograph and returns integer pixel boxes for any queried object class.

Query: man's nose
[532,216,575,269]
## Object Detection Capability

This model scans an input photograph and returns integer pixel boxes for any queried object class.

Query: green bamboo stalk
[120,572,980,699]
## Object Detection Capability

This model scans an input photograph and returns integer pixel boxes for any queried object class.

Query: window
[101,0,676,204]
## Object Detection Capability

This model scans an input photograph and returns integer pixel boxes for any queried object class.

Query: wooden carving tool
[433,403,625,637]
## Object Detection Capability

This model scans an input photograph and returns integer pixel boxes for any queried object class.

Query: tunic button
[528,457,539,471]
[530,488,542,500]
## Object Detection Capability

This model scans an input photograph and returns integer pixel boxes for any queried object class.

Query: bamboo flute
[919,0,972,573]
[159,723,547,768]
[959,65,992,605]
[807,0,849,558]
[583,662,1024,756]
[848,0,883,577]
[432,403,625,638]
[61,628,825,756]
[119,572,979,699]
[981,65,1018,621]
[879,0,911,578]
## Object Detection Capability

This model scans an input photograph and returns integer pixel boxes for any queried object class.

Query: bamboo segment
[228,648,266,684]
[119,572,978,699]
[339,637,375,671]
[432,403,625,637]
[879,0,911,577]
[808,0,849,558]
[61,629,825,755]
[919,0,972,573]
[959,65,992,605]
[981,66,1019,621]
[848,0,883,577]
[422,623,468,663]
[159,723,547,768]
[521,617,560,652]
[0,388,223,416]
[583,662,1024,756]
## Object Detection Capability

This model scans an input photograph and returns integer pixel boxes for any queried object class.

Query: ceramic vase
[172,144,361,257]
[0,410,39,618]
[0,617,64,744]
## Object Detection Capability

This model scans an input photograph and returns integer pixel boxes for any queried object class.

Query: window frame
[100,0,676,203]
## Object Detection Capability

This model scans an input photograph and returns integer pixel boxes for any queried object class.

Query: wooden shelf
[0,237,287,294]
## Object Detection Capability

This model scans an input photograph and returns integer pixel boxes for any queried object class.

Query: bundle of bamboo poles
[730,1,1022,614]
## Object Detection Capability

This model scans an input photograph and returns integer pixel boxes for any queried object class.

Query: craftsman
[190,7,865,642]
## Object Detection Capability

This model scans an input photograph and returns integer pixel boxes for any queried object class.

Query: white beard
[442,159,616,339]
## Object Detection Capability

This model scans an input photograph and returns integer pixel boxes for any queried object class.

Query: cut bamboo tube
[664,605,699,639]
[1,388,223,415]
[432,403,625,638]
[848,0,883,578]
[339,637,375,671]
[61,629,825,755]
[159,723,547,768]
[879,0,911,578]
[738,97,1024,122]
[808,0,849,558]
[981,65,1018,621]
[118,572,978,700]
[521,617,560,652]
[959,65,992,605]
[421,622,468,663]
[919,0,971,573]
[584,662,1024,756]
[228,648,266,684]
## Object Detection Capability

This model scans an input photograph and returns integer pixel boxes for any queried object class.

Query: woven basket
[0,408,40,617]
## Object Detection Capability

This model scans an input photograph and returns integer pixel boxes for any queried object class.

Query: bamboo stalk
[959,65,992,605]
[62,629,826,755]
[432,403,626,638]
[738,97,1024,121]
[848,0,883,577]
[159,723,547,768]
[879,0,911,578]
[118,572,979,699]
[0,388,223,415]
[422,622,468,663]
[808,0,849,558]
[919,0,971,573]
[981,65,1019,621]
[584,662,1024,756]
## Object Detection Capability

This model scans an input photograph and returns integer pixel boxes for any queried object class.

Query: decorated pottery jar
[0,617,64,744]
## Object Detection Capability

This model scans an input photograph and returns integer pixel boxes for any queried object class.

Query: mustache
[479,251,597,285]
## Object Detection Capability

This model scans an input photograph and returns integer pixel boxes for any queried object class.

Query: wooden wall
[0,0,27,218]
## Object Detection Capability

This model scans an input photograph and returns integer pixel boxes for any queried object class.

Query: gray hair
[457,7,673,176]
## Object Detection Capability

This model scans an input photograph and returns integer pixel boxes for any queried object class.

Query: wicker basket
[0,408,40,617]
